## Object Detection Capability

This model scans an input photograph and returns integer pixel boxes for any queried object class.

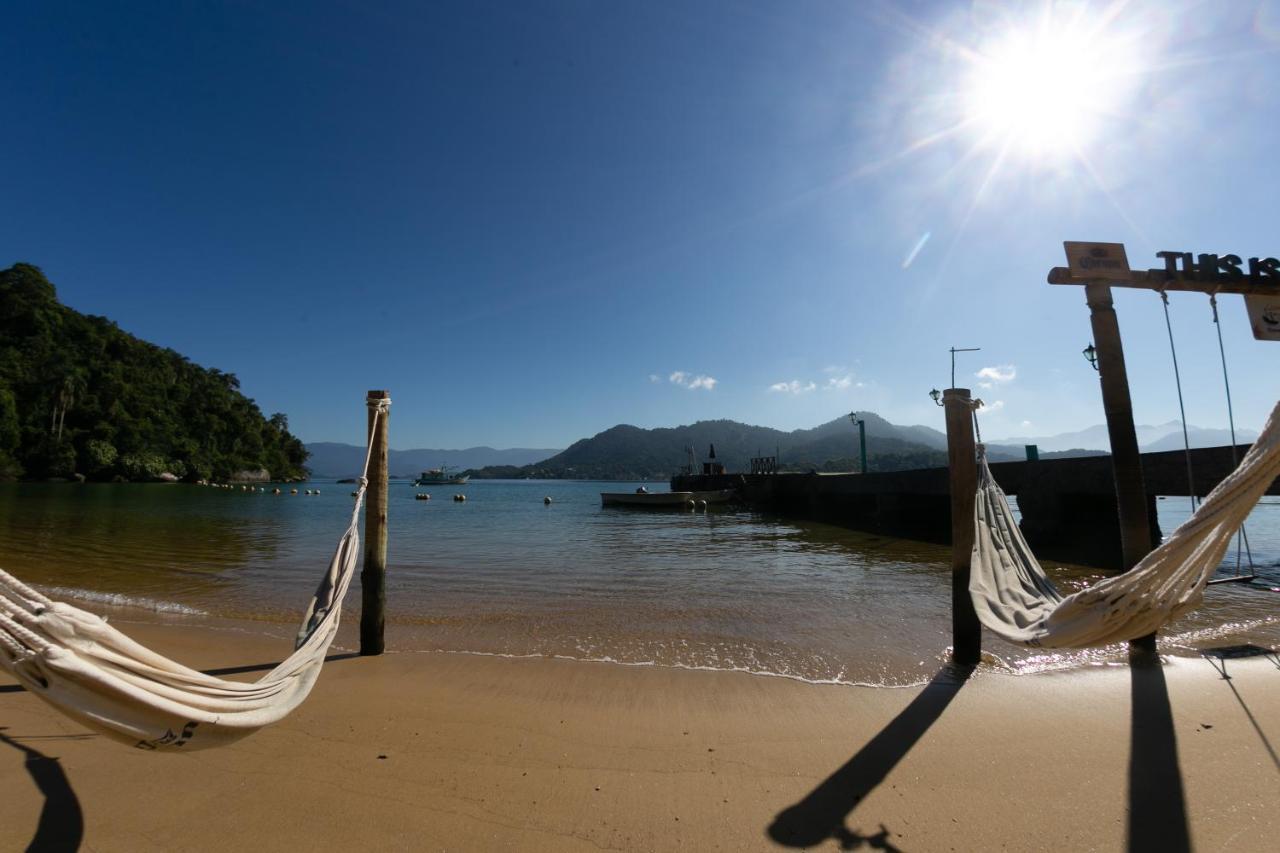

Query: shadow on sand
[767,663,972,849]
[0,728,87,852]
[0,652,361,690]
[202,651,360,678]
[1201,644,1280,775]
[1127,648,1190,853]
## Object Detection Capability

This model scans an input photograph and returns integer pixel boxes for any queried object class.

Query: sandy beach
[1,617,1278,851]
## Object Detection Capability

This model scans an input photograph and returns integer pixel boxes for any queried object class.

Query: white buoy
[543,496,552,505]
[290,488,298,495]
[697,499,708,511]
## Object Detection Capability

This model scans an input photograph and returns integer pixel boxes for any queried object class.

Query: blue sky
[3,1,1278,449]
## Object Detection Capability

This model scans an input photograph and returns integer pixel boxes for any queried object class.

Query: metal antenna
[949,346,981,387]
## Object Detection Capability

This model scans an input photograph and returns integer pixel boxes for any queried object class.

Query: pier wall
[672,444,1277,570]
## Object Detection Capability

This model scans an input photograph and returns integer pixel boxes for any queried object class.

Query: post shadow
[1127,649,1190,853]
[0,728,85,853]
[767,663,972,848]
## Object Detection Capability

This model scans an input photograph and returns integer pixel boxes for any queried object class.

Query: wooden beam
[1048,266,1280,296]
[361,390,390,656]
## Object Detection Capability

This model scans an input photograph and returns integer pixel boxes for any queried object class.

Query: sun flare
[962,18,1137,160]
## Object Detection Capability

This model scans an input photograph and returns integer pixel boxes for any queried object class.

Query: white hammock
[0,403,386,751]
[970,399,1280,648]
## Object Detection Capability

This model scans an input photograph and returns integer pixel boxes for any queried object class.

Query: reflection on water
[0,480,1276,686]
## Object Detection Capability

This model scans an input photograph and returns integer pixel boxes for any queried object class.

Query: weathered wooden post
[1084,284,1156,656]
[361,390,390,656]
[944,388,982,667]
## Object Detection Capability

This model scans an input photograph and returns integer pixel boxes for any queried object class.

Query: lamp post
[929,388,944,406]
[1083,342,1099,371]
[848,412,867,474]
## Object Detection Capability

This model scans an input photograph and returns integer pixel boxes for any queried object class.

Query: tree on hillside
[0,263,309,482]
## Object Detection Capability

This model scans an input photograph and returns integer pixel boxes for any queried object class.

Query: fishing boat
[414,466,469,486]
[600,488,737,507]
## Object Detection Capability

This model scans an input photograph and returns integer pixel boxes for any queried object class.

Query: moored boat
[600,488,737,507]
[415,466,469,486]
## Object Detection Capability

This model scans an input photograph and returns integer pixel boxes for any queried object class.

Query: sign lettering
[1153,249,1280,284]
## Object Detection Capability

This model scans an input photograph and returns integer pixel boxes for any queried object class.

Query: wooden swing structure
[946,242,1280,665]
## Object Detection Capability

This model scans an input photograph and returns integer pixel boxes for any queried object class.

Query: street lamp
[929,388,943,406]
[848,412,867,474]
[1083,343,1099,371]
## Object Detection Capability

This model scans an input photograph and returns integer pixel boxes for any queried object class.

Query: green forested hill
[467,413,1021,480]
[0,263,307,481]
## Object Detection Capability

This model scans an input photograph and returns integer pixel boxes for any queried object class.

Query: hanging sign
[1245,294,1280,341]
[1064,241,1130,278]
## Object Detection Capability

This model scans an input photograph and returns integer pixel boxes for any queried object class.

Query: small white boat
[600,488,737,507]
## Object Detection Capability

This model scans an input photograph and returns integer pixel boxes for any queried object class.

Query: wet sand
[2,618,1279,851]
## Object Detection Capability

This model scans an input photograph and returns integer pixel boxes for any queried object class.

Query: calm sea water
[1,479,1276,686]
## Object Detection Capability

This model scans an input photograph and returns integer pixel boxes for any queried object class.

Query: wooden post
[361,390,390,656]
[1084,284,1156,656]
[944,388,981,667]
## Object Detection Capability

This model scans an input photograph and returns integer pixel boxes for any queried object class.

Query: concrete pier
[672,444,1278,570]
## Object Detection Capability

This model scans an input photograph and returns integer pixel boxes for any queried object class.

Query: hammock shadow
[0,728,85,853]
[201,651,360,678]
[766,663,972,849]
[0,653,361,691]
[1200,646,1280,774]
[1128,650,1190,853]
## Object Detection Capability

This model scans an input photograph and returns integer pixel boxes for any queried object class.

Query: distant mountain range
[306,415,1258,481]
[990,421,1258,455]
[304,443,562,478]
[464,413,1028,481]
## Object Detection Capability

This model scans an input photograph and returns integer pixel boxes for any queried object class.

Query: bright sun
[963,20,1135,160]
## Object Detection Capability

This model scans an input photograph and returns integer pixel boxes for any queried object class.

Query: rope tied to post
[970,398,984,446]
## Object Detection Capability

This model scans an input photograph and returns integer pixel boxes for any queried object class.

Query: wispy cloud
[985,399,1005,412]
[769,380,816,394]
[668,371,717,391]
[770,367,863,394]
[975,365,1016,386]
[648,374,661,383]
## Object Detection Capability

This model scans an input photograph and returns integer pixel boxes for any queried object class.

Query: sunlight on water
[1,480,1276,686]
